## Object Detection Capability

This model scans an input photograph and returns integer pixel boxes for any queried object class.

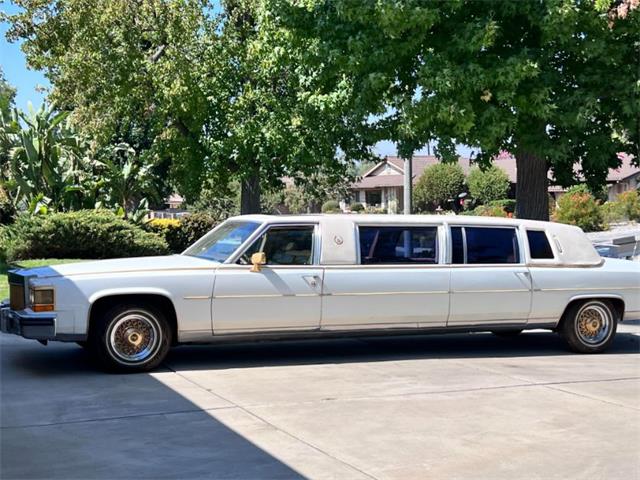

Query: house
[351,154,639,213]
[148,194,190,220]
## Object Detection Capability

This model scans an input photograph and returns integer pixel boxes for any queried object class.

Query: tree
[0,67,16,121]
[5,0,370,213]
[274,0,639,220]
[467,166,510,205]
[413,163,465,212]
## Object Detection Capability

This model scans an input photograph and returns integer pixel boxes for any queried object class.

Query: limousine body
[2,214,639,371]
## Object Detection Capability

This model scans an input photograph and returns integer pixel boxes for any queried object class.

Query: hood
[18,255,218,279]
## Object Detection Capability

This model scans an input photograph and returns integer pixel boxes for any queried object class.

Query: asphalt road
[2,323,639,480]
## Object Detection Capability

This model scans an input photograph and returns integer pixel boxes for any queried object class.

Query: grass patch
[0,259,83,300]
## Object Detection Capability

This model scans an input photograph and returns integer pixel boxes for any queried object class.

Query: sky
[0,1,470,159]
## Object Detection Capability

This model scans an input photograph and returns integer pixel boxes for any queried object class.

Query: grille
[9,283,25,310]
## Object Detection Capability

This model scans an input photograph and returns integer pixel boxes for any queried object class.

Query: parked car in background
[2,215,639,372]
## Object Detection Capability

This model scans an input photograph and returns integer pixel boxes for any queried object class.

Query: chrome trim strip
[453,289,530,294]
[328,290,448,296]
[539,287,640,292]
[183,295,212,300]
[213,293,318,299]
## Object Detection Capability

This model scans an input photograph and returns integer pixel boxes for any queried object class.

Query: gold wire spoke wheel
[108,313,161,364]
[575,303,612,346]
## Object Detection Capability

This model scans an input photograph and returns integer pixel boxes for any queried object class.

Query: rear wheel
[559,300,618,353]
[89,304,171,372]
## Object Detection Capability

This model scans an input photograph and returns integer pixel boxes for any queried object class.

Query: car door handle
[303,275,321,289]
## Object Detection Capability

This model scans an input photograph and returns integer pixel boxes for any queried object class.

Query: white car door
[321,224,450,329]
[448,226,532,326]
[212,224,322,333]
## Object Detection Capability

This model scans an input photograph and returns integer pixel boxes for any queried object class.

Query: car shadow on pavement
[162,329,640,372]
[1,338,305,479]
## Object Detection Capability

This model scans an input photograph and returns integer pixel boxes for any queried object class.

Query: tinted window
[465,227,520,264]
[359,226,438,264]
[240,226,314,265]
[451,227,464,264]
[527,230,554,259]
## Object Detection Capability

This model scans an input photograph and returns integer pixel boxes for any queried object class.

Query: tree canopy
[273,0,640,219]
[4,0,371,213]
[0,67,16,120]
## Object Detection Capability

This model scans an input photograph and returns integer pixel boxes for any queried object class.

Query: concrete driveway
[2,323,639,480]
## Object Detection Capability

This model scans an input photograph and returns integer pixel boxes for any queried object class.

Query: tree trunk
[515,150,549,220]
[240,174,261,214]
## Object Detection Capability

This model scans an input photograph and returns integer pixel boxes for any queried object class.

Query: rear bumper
[0,300,57,340]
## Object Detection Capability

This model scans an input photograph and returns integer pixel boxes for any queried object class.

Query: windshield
[183,220,261,262]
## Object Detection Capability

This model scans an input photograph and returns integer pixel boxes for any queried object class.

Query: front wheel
[559,300,618,353]
[89,304,171,372]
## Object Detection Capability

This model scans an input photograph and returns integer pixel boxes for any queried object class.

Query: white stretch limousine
[2,215,639,371]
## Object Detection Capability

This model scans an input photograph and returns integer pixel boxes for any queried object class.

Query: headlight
[29,288,55,312]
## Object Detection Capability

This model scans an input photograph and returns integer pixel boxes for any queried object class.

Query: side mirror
[250,252,266,272]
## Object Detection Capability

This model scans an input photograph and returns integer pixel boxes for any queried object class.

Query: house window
[450,226,520,264]
[365,190,382,206]
[527,230,554,259]
[358,226,438,264]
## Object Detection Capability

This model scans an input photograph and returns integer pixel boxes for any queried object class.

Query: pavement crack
[0,405,235,430]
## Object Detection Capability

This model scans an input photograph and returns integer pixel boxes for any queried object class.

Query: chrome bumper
[0,299,57,341]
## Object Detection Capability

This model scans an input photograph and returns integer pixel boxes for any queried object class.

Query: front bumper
[0,300,57,341]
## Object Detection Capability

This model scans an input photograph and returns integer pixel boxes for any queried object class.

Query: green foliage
[553,186,605,232]
[147,213,218,253]
[0,185,15,224]
[413,163,465,211]
[489,199,516,214]
[350,202,364,212]
[601,190,640,223]
[467,166,510,205]
[321,200,341,213]
[3,210,168,261]
[472,204,509,218]
[4,0,369,213]
[0,67,15,121]
[615,190,640,221]
[275,0,639,219]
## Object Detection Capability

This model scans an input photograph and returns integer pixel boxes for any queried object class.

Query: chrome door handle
[303,275,321,288]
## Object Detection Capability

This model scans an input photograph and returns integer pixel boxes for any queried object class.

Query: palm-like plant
[0,102,97,213]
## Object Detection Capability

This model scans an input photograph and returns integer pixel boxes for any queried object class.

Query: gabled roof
[353,153,639,189]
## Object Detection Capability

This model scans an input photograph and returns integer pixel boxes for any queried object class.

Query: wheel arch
[560,295,625,326]
[87,292,178,345]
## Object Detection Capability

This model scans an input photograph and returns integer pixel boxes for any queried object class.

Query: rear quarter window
[527,230,554,259]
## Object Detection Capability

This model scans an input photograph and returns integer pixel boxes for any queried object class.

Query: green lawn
[0,259,83,301]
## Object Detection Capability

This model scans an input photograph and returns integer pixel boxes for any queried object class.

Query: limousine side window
[239,225,315,265]
[527,230,554,259]
[451,226,520,264]
[358,226,438,264]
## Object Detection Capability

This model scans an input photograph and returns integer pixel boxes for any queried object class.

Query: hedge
[3,210,168,261]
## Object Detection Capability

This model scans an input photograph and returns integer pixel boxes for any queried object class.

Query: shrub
[350,202,365,212]
[616,190,640,221]
[467,166,510,204]
[553,185,605,232]
[4,210,168,261]
[0,225,8,264]
[489,199,516,214]
[600,201,626,224]
[321,200,341,213]
[172,212,217,251]
[413,163,465,211]
[0,186,15,225]
[472,204,509,217]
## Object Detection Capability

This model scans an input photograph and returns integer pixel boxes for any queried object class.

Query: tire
[492,330,523,338]
[89,303,172,372]
[559,299,618,353]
